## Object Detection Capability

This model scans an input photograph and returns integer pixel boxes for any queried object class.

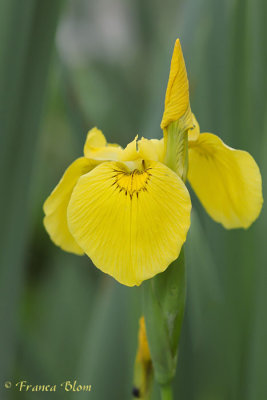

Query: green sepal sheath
[143,248,186,385]
[164,114,191,181]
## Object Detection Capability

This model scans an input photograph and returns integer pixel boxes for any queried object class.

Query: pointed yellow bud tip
[132,316,153,399]
[161,39,192,131]
[137,316,151,363]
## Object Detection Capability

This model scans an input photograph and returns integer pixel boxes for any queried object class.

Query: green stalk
[160,384,173,400]
[143,249,186,396]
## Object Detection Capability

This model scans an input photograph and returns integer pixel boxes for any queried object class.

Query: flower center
[112,167,151,198]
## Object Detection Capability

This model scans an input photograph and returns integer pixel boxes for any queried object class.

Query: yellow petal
[119,135,139,161]
[84,127,107,150]
[43,157,97,254]
[84,127,123,161]
[161,39,192,131]
[188,133,263,229]
[188,114,200,142]
[138,137,165,163]
[67,160,191,286]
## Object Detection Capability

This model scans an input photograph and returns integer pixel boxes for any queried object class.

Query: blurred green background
[0,0,266,399]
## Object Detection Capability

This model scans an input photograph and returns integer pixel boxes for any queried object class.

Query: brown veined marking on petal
[110,163,152,199]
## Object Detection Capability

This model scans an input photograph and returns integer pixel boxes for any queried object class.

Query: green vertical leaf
[0,0,63,382]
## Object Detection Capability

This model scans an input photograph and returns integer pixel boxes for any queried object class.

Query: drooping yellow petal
[67,160,191,286]
[138,137,165,163]
[188,133,263,229]
[188,114,200,142]
[84,127,123,161]
[43,157,97,254]
[161,39,193,131]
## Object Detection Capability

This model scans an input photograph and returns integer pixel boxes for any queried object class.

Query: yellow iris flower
[43,39,263,286]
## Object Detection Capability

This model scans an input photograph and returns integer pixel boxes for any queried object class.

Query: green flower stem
[160,384,173,400]
[143,248,186,396]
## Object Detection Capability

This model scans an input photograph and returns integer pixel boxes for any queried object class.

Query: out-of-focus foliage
[0,0,266,399]
[0,0,63,397]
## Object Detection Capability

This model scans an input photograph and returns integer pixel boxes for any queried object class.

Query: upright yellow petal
[138,137,165,163]
[43,157,97,254]
[67,160,191,286]
[84,127,123,161]
[188,133,263,229]
[84,127,107,151]
[161,39,192,131]
[119,135,139,161]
